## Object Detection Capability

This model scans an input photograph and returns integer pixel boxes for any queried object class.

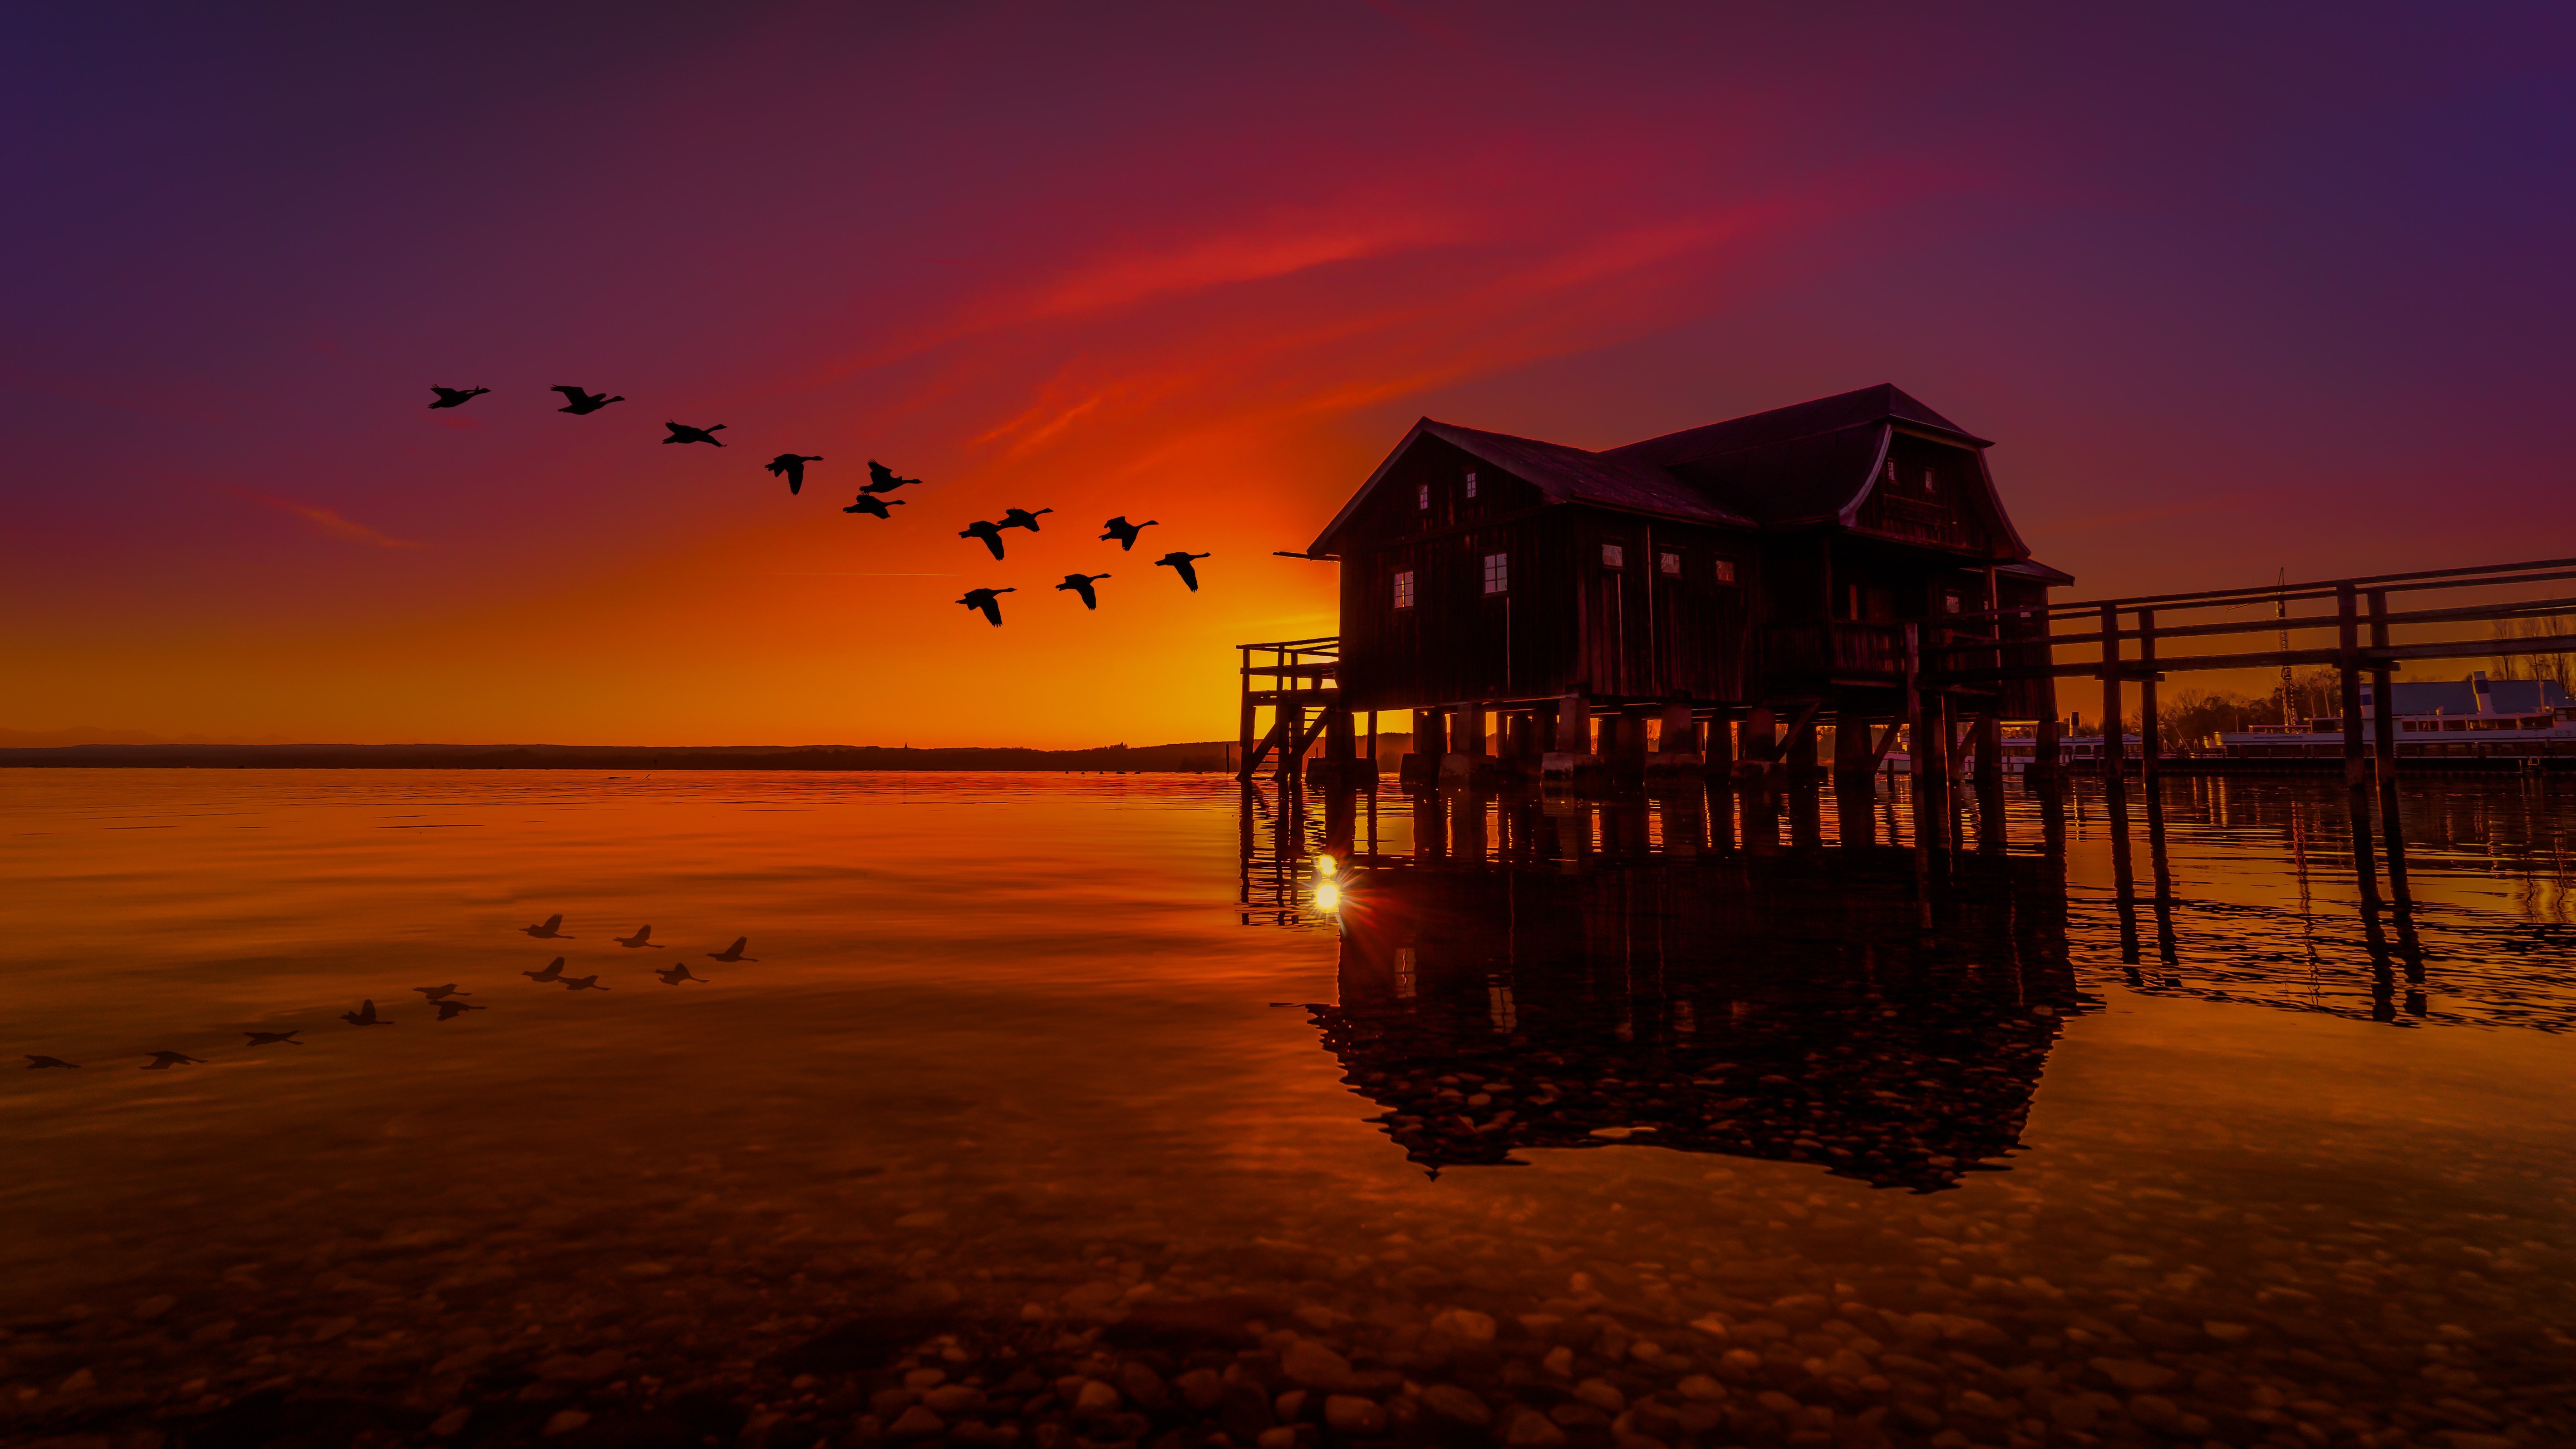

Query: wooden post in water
[1740,704,1777,779]
[2033,713,2061,784]
[2099,604,2124,784]
[2337,582,2379,894]
[1972,712,2003,790]
[1555,693,1587,754]
[1366,711,1379,775]
[1705,709,1735,777]
[2138,608,2161,785]
[2337,585,2366,789]
[2369,589,2407,887]
[1833,698,1872,782]
[1662,698,1697,756]
[1238,645,1257,779]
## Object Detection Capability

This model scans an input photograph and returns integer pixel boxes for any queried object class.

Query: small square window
[1659,551,1681,576]
[1713,558,1737,585]
[1601,544,1625,568]
[1942,591,1962,613]
[1393,570,1416,609]
[1464,471,1478,499]
[1416,483,1430,511]
[1482,552,1509,594]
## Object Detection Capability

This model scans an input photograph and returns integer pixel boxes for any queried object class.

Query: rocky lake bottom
[1,771,2570,1449]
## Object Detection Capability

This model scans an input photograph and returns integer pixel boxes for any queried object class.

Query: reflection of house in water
[1314,840,2089,1191]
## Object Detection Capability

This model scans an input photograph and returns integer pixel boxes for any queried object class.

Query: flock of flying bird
[428,383,1211,627]
[16,916,748,1071]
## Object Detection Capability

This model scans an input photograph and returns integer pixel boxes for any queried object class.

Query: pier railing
[1928,555,2576,786]
[1236,636,1351,781]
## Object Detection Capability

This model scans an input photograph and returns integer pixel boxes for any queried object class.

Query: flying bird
[25,1056,80,1069]
[552,385,624,415]
[1100,517,1158,550]
[614,926,662,948]
[433,1000,487,1020]
[766,453,824,495]
[524,957,569,982]
[340,999,393,1027]
[428,386,489,410]
[243,1030,302,1047]
[843,494,905,519]
[999,507,1053,532]
[563,975,611,992]
[863,461,920,495]
[663,422,727,447]
[655,963,707,985]
[957,586,1015,626]
[1055,573,1110,609]
[959,520,1009,560]
[142,1051,206,1069]
[708,938,756,963]
[1155,550,1212,591]
[521,914,571,939]
[414,984,470,1002]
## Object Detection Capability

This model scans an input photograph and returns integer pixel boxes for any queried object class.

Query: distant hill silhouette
[0,740,1240,772]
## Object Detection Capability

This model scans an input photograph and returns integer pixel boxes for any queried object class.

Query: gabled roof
[1606,383,1991,466]
[1306,418,1753,556]
[1306,384,2040,564]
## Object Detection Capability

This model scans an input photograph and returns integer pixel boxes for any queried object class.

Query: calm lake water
[2,769,2571,1449]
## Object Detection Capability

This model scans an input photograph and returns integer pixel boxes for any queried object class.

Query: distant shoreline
[0,741,1239,772]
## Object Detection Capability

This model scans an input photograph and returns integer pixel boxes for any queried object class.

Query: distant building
[2222,671,2576,759]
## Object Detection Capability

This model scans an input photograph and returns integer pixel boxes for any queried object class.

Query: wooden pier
[1239,555,2576,895]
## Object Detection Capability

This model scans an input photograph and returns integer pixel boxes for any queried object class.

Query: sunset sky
[5,4,2571,747]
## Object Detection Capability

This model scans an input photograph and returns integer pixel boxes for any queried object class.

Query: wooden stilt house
[1247,384,2070,782]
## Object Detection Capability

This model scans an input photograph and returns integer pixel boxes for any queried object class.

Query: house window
[1393,570,1416,609]
[1714,558,1738,585]
[1659,551,1681,576]
[1601,544,1625,568]
[1942,591,1962,613]
[1482,552,1509,594]
[1464,471,1479,498]
[1923,469,1939,496]
[1416,483,1430,511]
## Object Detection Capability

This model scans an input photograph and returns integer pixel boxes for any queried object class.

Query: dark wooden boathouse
[1251,384,2071,783]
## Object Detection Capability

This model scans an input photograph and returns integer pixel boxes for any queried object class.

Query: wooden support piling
[2138,608,2160,784]
[2337,583,2380,894]
[2099,604,2124,783]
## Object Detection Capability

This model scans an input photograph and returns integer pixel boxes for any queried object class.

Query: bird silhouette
[766,453,824,495]
[708,938,756,963]
[843,494,906,519]
[663,422,727,447]
[340,999,393,1027]
[1055,573,1111,609]
[958,586,1015,626]
[863,461,920,495]
[428,386,489,410]
[1155,551,1212,591]
[655,963,707,985]
[614,926,662,948]
[1000,507,1053,532]
[142,1051,206,1069]
[959,520,1009,560]
[524,957,569,982]
[243,1030,301,1047]
[1100,516,1158,550]
[563,975,611,992]
[25,1056,80,1069]
[433,1000,487,1020]
[552,386,624,415]
[521,914,571,939]
[414,984,470,1001]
